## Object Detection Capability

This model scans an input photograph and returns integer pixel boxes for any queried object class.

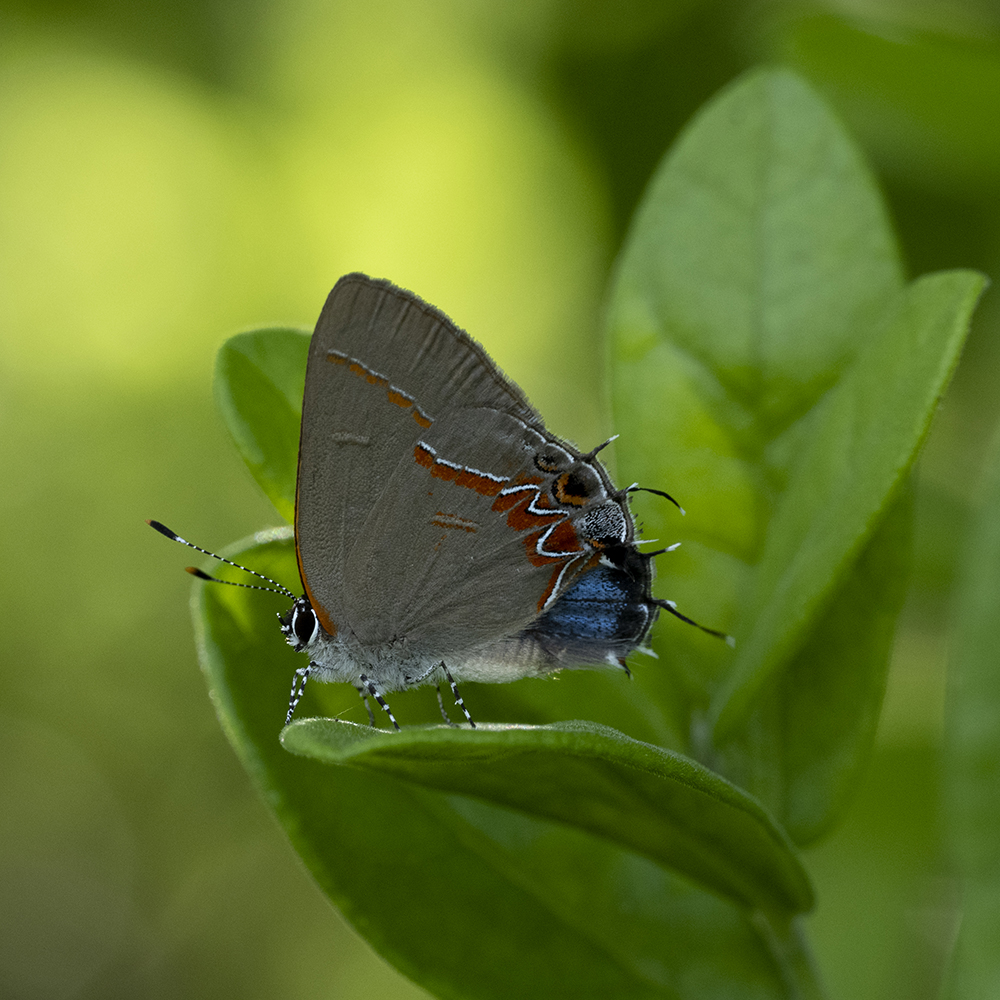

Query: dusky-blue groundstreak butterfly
[151,274,727,728]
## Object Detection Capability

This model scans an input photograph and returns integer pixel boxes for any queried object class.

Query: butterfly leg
[285,664,312,724]
[359,673,401,731]
[356,687,376,727]
[435,684,455,726]
[441,663,476,729]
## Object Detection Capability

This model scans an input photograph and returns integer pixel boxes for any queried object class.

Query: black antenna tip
[149,520,296,599]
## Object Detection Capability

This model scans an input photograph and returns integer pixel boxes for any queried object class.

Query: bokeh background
[2,1,998,998]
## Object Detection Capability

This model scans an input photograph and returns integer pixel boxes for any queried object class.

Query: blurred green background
[1,1,998,997]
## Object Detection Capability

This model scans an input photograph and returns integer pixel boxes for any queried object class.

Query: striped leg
[285,664,312,724]
[442,664,476,729]
[359,673,401,731]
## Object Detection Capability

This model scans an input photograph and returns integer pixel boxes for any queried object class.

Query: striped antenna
[146,520,295,599]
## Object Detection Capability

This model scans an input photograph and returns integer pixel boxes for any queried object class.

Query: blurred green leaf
[213,328,310,522]
[608,67,984,840]
[784,14,1000,195]
[194,535,802,1000]
[282,716,814,920]
[943,422,1000,997]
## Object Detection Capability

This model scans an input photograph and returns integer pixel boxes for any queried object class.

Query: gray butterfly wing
[340,407,597,655]
[295,274,549,634]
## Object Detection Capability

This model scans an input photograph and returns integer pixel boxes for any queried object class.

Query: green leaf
[609,67,907,721]
[213,328,310,521]
[607,67,984,839]
[711,270,983,739]
[716,484,913,845]
[281,716,814,921]
[943,422,1000,997]
[193,534,804,1000]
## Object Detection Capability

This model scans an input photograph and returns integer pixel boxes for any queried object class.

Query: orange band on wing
[414,444,506,496]
[327,351,435,429]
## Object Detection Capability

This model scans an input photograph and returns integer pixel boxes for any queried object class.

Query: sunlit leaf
[214,328,309,521]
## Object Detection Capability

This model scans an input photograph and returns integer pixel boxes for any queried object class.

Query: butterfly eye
[292,602,319,648]
[279,599,319,650]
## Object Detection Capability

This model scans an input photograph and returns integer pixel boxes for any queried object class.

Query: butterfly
[151,274,727,728]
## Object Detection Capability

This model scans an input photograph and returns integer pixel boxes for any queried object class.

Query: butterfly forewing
[297,275,549,633]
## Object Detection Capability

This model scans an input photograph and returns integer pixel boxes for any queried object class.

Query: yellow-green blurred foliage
[1,1,998,998]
